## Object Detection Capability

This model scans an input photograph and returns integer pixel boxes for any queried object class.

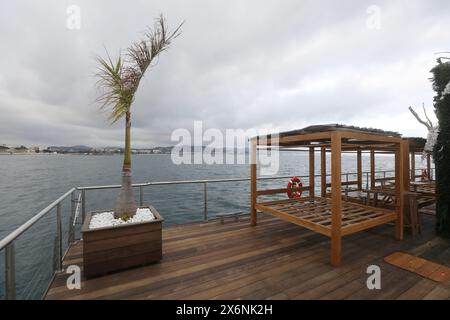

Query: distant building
[103,147,122,154]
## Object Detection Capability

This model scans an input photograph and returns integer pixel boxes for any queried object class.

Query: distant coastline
[0,152,172,156]
[0,144,174,155]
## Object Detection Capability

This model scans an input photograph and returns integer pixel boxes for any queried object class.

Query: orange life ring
[287,176,303,199]
[421,169,429,181]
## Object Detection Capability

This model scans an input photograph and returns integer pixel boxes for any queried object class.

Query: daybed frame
[250,124,406,266]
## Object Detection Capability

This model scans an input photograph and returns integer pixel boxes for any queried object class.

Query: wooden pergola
[250,124,406,266]
[407,137,432,182]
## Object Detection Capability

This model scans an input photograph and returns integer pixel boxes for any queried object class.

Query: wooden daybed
[249,124,406,266]
[255,197,397,237]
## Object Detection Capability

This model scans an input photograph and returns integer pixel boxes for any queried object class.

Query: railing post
[140,186,144,207]
[366,172,369,189]
[5,242,16,300]
[69,190,76,244]
[56,203,62,272]
[203,183,208,222]
[81,190,86,223]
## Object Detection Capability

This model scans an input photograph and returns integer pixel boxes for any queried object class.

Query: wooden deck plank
[44,214,450,300]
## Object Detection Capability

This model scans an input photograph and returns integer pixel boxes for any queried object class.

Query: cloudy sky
[0,0,449,147]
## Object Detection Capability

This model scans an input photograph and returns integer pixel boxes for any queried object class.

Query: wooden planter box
[81,206,163,279]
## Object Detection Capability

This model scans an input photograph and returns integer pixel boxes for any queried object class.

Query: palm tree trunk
[114,111,137,219]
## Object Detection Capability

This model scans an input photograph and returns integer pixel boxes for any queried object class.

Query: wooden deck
[45,213,450,300]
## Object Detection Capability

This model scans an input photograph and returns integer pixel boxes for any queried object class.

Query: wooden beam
[341,212,397,236]
[279,143,397,150]
[278,131,332,145]
[309,147,315,198]
[341,131,402,144]
[394,141,405,240]
[330,132,342,267]
[255,203,330,236]
[402,139,411,235]
[370,148,375,188]
[403,140,411,192]
[357,147,362,190]
[256,186,308,196]
[250,139,257,226]
[410,151,416,181]
[321,147,326,197]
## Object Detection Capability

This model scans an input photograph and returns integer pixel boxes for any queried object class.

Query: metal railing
[0,188,76,300]
[0,166,434,300]
[76,175,310,225]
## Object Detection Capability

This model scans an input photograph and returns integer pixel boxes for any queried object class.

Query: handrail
[76,169,403,191]
[77,176,296,190]
[0,188,75,251]
[72,192,82,227]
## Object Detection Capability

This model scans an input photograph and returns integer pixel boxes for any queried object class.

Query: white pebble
[89,208,155,229]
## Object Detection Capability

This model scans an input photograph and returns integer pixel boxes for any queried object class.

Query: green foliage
[430,58,450,237]
[96,56,134,123]
[95,15,183,125]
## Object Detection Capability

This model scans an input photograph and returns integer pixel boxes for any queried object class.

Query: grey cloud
[0,0,448,147]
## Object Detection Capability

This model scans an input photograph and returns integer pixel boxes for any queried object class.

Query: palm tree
[95,15,183,219]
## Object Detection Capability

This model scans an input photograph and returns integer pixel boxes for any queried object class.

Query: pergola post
[357,147,362,190]
[402,139,411,235]
[309,147,315,199]
[321,146,327,198]
[370,148,375,188]
[330,132,342,267]
[250,139,257,226]
[410,151,416,181]
[394,140,406,240]
[403,140,411,191]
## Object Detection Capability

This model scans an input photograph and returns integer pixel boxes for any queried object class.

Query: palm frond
[95,53,132,123]
[95,14,183,123]
[127,15,184,77]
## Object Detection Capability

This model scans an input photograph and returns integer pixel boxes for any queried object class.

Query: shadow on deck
[45,213,450,300]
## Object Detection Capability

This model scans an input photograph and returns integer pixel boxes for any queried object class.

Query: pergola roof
[277,124,401,138]
[405,137,426,152]
[253,124,403,149]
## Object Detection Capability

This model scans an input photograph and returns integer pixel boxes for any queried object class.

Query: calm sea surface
[0,152,425,299]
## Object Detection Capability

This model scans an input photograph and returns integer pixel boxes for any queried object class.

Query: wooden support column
[402,139,411,235]
[410,151,416,181]
[309,147,315,199]
[357,147,362,190]
[394,140,406,240]
[403,141,411,195]
[250,139,257,226]
[321,147,326,198]
[427,154,431,180]
[330,132,342,267]
[370,148,375,188]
